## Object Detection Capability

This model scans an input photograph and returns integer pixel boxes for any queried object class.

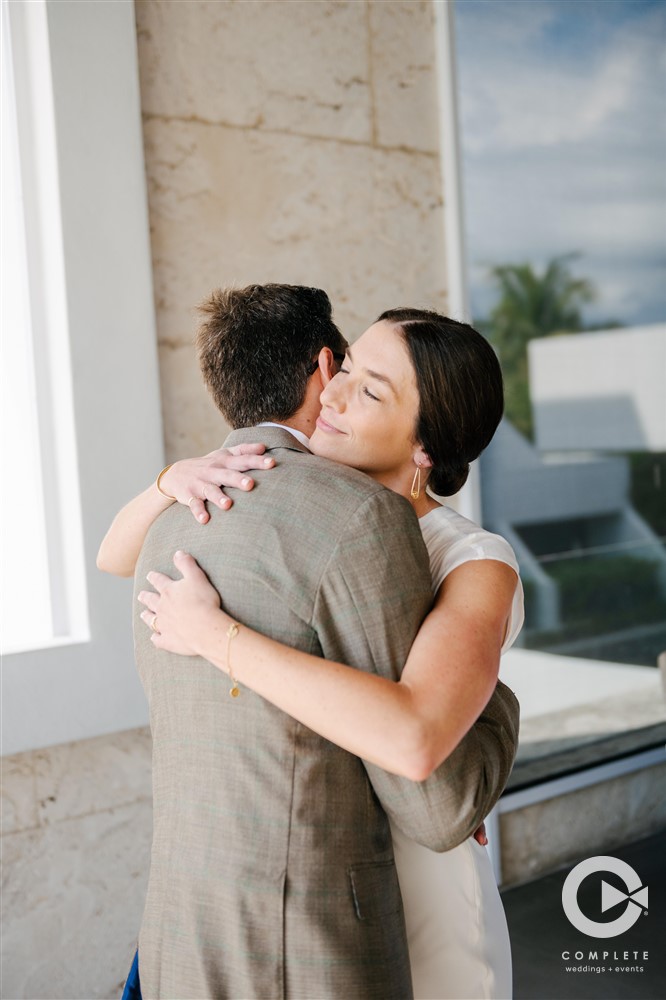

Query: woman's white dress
[391,504,524,1000]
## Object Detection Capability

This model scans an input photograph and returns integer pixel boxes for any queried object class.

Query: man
[132,284,518,999]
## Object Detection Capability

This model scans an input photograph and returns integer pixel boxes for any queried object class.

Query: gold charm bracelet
[226,621,241,698]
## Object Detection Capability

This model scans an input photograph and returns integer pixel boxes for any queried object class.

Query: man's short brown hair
[196,284,346,428]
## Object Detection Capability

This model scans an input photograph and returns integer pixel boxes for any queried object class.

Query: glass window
[1,0,88,656]
[1,2,54,651]
[2,0,161,754]
[454,0,666,764]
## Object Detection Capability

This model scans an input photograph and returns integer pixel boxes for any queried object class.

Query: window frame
[2,0,163,755]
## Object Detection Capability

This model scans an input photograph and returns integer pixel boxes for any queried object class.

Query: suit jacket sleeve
[313,489,520,852]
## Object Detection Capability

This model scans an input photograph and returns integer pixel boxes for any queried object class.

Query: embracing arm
[139,496,519,849]
[144,555,515,780]
[97,482,175,578]
[96,445,274,577]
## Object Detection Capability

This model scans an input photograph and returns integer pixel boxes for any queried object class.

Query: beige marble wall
[134,0,446,458]
[1,729,152,1000]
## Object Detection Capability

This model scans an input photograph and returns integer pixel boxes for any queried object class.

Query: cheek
[345,418,393,468]
[349,404,389,441]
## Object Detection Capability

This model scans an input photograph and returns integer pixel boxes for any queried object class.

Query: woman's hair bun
[376,307,504,497]
[430,461,470,497]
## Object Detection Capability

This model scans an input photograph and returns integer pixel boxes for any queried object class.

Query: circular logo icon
[562,856,648,938]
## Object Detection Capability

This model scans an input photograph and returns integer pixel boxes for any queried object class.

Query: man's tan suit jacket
[133,427,519,1000]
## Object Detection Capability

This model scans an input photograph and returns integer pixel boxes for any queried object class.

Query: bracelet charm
[226,621,241,698]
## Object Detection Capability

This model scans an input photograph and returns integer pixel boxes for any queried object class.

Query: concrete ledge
[510,720,666,790]
[499,760,666,887]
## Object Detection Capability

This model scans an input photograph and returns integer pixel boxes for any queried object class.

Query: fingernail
[175,550,183,557]
[264,457,273,465]
[198,514,206,522]
[241,477,251,487]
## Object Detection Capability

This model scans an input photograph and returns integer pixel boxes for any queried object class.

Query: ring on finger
[187,496,202,507]
[150,614,160,633]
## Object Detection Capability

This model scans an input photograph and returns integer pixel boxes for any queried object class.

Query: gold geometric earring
[410,464,421,501]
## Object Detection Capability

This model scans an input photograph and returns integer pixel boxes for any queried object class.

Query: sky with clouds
[454,0,666,326]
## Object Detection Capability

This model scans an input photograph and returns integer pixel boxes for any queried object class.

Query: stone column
[135,0,447,458]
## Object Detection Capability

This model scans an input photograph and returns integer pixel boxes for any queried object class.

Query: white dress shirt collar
[257,422,311,451]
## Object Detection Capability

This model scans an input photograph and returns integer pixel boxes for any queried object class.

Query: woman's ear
[317,347,337,387]
[414,447,433,470]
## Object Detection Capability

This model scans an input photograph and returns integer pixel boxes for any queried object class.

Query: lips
[316,415,344,434]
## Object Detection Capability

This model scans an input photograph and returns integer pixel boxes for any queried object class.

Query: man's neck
[280,412,316,438]
[261,383,320,440]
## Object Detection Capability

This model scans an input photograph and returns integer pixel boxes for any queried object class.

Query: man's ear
[317,347,337,387]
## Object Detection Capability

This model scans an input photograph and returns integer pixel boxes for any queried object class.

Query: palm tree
[485,254,595,438]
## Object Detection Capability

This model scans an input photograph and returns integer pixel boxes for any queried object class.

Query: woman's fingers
[145,569,175,591]
[187,497,209,523]
[138,591,159,612]
[208,447,276,473]
[194,470,263,515]
[192,464,276,515]
[472,822,488,846]
[226,443,266,457]
[231,455,276,472]
[173,550,206,578]
[162,449,277,519]
[203,472,256,496]
[201,483,232,510]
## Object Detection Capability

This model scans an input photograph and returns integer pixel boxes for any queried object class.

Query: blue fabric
[121,950,142,1000]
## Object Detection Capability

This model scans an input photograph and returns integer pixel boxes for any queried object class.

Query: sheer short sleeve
[419,506,525,652]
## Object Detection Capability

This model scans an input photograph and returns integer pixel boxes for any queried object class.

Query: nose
[320,372,345,412]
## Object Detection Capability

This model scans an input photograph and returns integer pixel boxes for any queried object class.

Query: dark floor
[501,828,666,999]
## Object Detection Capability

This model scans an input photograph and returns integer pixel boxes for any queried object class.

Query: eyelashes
[338,367,380,402]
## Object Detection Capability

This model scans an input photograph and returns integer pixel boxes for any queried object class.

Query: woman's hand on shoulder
[159,444,276,523]
[138,550,227,657]
[97,446,274,579]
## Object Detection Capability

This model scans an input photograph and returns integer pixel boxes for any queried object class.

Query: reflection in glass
[454,0,666,757]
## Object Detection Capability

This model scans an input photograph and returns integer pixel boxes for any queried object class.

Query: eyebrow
[345,347,398,396]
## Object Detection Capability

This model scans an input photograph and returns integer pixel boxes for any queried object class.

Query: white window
[1,0,87,654]
[1,1,163,755]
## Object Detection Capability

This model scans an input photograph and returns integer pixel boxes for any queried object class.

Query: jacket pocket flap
[349,860,402,923]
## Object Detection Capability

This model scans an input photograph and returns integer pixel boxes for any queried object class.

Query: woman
[102,308,523,999]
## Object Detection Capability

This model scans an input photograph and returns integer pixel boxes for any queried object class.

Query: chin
[309,428,332,457]
[310,429,351,467]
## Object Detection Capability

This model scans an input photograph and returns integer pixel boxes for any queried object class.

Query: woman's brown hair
[377,308,504,496]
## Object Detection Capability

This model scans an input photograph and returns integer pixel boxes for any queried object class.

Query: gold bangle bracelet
[226,621,241,698]
[156,464,177,500]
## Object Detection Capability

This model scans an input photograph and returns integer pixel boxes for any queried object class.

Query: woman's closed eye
[337,365,380,401]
